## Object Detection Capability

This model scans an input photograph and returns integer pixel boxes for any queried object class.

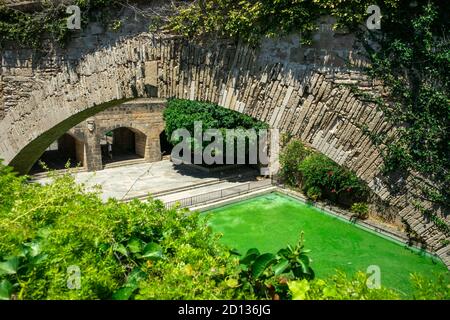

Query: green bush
[163,99,268,164]
[279,140,311,186]
[288,271,450,300]
[299,154,367,203]
[279,140,369,207]
[306,186,322,202]
[288,271,400,300]
[351,202,369,220]
[0,161,248,300]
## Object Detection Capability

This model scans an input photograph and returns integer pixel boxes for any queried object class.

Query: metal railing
[163,179,273,209]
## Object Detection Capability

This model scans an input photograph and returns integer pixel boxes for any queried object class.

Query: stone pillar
[146,132,162,162]
[84,119,103,171]
[74,138,86,168]
[135,131,147,158]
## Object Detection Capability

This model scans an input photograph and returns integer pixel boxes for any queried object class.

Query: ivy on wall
[0,0,121,47]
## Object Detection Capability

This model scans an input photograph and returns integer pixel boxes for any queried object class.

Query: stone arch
[30,131,87,173]
[98,125,148,164]
[0,34,448,263]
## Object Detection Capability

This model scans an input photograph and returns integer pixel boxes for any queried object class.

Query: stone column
[146,131,162,162]
[84,119,103,171]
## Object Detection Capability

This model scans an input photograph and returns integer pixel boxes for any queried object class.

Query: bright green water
[206,192,449,296]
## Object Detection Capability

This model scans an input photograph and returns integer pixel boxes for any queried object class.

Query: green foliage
[410,273,450,300]
[360,2,450,210]
[279,140,369,206]
[163,98,268,164]
[169,0,324,45]
[306,186,322,202]
[0,160,247,299]
[164,98,267,139]
[351,202,369,220]
[0,0,121,48]
[288,269,450,300]
[288,271,400,300]
[238,233,314,299]
[279,139,311,186]
[299,153,368,205]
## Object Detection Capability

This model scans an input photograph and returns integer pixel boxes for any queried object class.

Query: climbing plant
[360,2,449,208]
[0,0,122,47]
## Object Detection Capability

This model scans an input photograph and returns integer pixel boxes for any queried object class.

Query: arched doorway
[30,133,85,174]
[100,127,147,165]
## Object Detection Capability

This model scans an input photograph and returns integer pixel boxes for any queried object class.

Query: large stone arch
[0,29,448,263]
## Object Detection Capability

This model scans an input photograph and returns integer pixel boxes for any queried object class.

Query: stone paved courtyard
[34,160,258,202]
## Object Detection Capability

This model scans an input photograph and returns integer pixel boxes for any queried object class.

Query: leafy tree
[163,99,268,165]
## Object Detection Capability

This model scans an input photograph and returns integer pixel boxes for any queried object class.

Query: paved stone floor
[34,160,258,201]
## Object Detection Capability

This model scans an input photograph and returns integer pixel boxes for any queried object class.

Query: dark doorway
[159,130,172,157]
[101,127,146,165]
[30,133,85,174]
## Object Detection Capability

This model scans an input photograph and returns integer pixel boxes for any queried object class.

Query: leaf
[239,248,260,265]
[112,286,137,300]
[26,242,41,257]
[229,248,241,256]
[127,237,143,254]
[113,244,128,257]
[0,257,19,275]
[251,253,275,278]
[225,278,239,288]
[288,280,310,300]
[141,242,163,260]
[276,248,290,258]
[0,280,13,300]
[273,258,289,276]
[112,268,146,300]
[126,268,146,286]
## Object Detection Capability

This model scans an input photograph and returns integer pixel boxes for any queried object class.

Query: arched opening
[159,130,172,159]
[100,127,147,165]
[30,133,85,174]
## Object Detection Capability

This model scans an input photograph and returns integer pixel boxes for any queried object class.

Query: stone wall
[0,4,448,266]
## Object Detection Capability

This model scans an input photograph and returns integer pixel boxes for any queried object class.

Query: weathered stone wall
[0,5,448,266]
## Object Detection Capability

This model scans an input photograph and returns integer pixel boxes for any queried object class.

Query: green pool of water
[205,192,448,296]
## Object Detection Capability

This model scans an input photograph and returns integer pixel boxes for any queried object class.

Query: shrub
[306,186,322,202]
[410,273,450,300]
[288,271,450,300]
[351,202,369,220]
[163,99,268,164]
[279,140,311,186]
[288,271,400,300]
[0,161,247,300]
[298,153,368,207]
[279,140,369,207]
